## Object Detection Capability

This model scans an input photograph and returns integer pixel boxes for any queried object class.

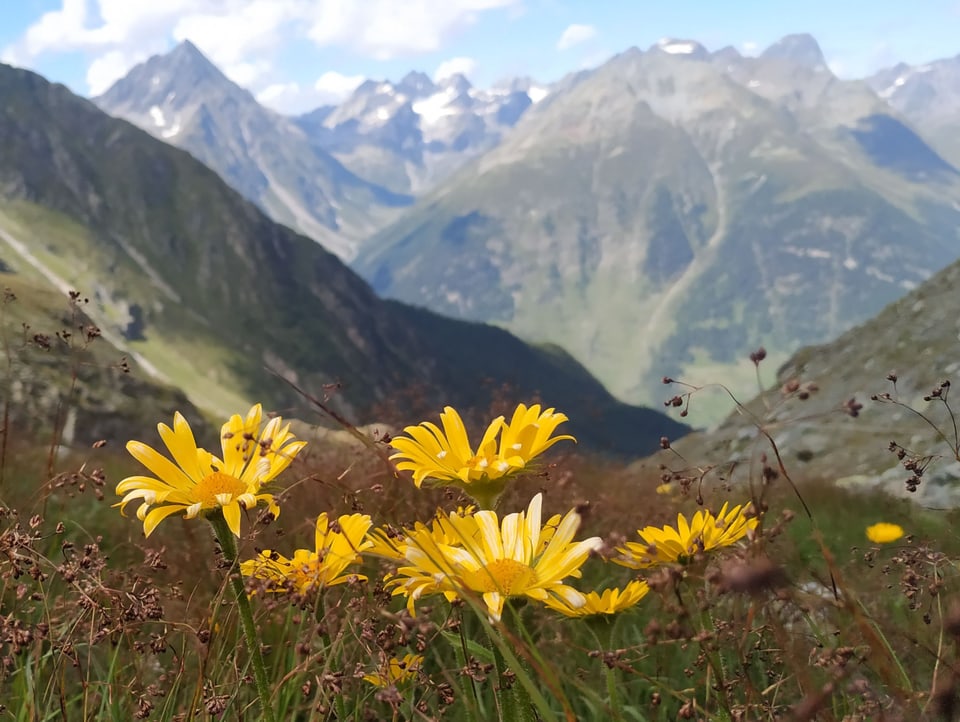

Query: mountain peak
[398,71,435,96]
[437,72,472,94]
[761,33,826,68]
[652,38,709,60]
[172,38,202,56]
[96,38,228,104]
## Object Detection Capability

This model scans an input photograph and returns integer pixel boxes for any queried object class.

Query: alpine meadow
[5,4,960,720]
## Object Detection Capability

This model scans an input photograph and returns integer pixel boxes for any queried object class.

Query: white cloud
[434,56,477,81]
[741,40,759,55]
[171,1,297,68]
[305,0,520,59]
[314,71,365,100]
[254,72,365,114]
[6,0,519,95]
[86,49,139,95]
[828,59,846,77]
[223,60,272,88]
[556,23,596,51]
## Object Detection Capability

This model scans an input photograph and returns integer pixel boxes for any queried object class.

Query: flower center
[195,471,248,508]
[463,559,537,594]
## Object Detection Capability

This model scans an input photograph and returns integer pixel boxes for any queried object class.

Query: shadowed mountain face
[868,55,960,168]
[353,37,960,421]
[0,62,686,455]
[94,41,411,261]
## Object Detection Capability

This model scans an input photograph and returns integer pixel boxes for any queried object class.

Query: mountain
[353,35,960,422]
[654,251,960,508]
[294,71,550,195]
[94,41,411,260]
[759,33,827,68]
[868,55,960,167]
[0,62,686,455]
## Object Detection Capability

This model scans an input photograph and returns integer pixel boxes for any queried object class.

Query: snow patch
[413,88,459,125]
[528,86,549,103]
[880,74,910,99]
[149,105,166,128]
[658,39,698,54]
[784,245,831,259]
[843,257,858,270]
[161,121,181,138]
[151,75,160,86]
[866,266,895,283]
[747,79,761,88]
[376,107,390,121]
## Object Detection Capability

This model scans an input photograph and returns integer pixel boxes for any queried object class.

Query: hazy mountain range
[10,31,957,434]
[0,62,687,454]
[355,36,960,418]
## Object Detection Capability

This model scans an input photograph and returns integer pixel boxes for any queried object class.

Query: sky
[2,0,959,115]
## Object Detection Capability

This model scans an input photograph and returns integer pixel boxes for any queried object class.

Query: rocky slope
[650,252,960,507]
[94,41,411,260]
[295,72,550,194]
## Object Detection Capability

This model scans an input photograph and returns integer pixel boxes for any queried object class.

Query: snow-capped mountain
[94,41,411,260]
[353,34,960,422]
[294,72,550,193]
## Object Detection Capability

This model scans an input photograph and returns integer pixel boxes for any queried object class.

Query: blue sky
[2,0,958,114]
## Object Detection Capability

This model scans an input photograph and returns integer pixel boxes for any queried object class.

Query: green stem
[208,514,277,722]
[605,666,619,714]
[588,616,624,720]
[489,607,537,722]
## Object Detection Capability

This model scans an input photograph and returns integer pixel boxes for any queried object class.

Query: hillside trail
[0,222,164,380]
[641,162,729,342]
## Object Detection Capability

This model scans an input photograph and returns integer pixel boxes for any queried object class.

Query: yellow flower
[544,580,650,618]
[240,513,373,593]
[615,502,758,569]
[866,522,904,544]
[115,404,306,537]
[363,653,423,687]
[386,493,601,621]
[389,404,575,507]
[367,506,479,563]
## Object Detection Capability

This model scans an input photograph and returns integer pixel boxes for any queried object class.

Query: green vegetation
[4,339,960,720]
[354,47,960,425]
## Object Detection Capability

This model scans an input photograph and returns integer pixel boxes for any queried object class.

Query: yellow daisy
[386,493,601,621]
[367,506,480,563]
[115,404,307,538]
[615,502,758,569]
[389,404,574,507]
[866,522,904,544]
[363,653,423,687]
[240,513,373,593]
[544,580,650,618]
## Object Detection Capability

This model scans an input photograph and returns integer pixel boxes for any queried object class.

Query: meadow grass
[3,296,960,721]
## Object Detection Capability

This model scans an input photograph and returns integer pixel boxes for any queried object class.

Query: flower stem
[208,513,277,722]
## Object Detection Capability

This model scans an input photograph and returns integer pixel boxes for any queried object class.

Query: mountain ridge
[352,39,960,421]
[0,61,686,455]
[94,41,411,260]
